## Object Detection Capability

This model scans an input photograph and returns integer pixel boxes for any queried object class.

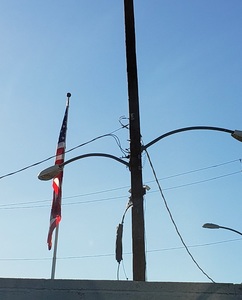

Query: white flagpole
[51,225,59,279]
[50,93,71,279]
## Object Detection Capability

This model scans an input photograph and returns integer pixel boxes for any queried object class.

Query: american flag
[47,98,69,250]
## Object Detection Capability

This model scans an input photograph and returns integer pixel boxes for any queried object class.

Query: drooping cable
[65,132,128,157]
[121,260,129,280]
[144,149,215,283]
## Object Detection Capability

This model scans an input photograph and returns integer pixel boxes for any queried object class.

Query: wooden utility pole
[124,0,146,281]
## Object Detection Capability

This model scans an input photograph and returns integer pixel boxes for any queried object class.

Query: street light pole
[124,0,146,281]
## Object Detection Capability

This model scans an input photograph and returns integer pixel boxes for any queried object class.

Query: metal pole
[143,126,235,150]
[50,225,59,279]
[219,226,242,236]
[124,0,146,281]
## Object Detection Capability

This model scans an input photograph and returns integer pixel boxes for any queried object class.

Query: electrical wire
[150,159,241,182]
[121,260,129,280]
[0,127,126,181]
[0,195,128,210]
[162,170,242,191]
[144,149,215,283]
[0,159,241,210]
[65,132,128,157]
[1,237,241,262]
[0,160,242,210]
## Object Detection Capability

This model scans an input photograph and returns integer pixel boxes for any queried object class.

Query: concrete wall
[1,278,242,300]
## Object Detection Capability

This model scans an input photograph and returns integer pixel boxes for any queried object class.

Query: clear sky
[0,0,242,283]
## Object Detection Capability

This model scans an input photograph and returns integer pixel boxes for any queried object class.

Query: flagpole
[51,224,59,279]
[50,93,71,279]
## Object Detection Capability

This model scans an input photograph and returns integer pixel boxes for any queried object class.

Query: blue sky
[1,0,242,283]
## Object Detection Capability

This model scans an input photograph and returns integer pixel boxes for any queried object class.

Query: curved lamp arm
[142,126,242,150]
[38,152,129,181]
[203,223,242,236]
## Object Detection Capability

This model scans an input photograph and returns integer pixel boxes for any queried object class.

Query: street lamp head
[202,223,220,229]
[38,165,63,181]
[231,130,242,142]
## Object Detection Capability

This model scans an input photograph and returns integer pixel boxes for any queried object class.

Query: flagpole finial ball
[67,92,71,98]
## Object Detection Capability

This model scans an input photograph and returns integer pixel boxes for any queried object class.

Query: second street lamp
[203,223,242,236]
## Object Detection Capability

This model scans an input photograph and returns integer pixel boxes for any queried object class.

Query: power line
[0,159,241,210]
[0,237,241,262]
[162,170,242,191]
[0,186,130,208]
[145,149,215,283]
[150,158,241,182]
[0,127,126,181]
[0,195,128,210]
